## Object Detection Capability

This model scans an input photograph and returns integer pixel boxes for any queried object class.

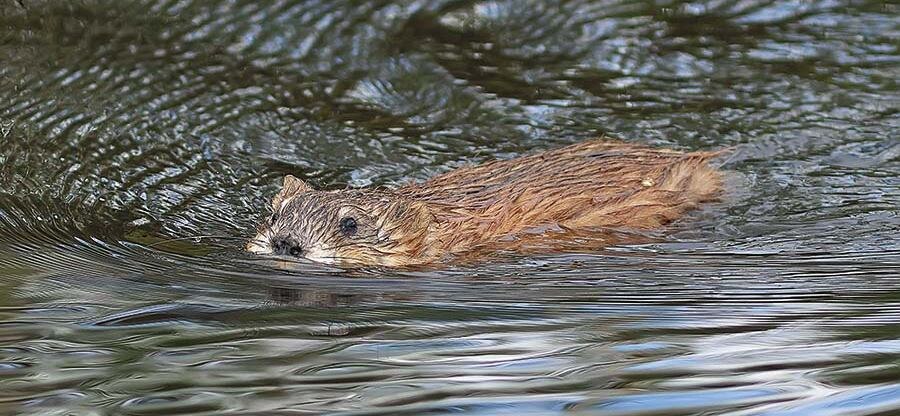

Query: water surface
[1,0,898,414]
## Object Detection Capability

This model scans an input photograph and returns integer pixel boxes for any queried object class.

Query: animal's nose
[272,239,303,256]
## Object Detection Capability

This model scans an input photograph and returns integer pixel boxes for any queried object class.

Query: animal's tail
[565,148,724,230]
[660,151,723,205]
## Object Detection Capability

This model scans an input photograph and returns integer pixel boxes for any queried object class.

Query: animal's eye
[339,217,358,236]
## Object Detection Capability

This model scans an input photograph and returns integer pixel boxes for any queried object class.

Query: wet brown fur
[247,139,723,266]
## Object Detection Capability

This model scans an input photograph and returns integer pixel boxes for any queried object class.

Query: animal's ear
[272,175,313,210]
[384,199,432,224]
[404,200,433,224]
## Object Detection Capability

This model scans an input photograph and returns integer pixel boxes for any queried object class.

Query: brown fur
[246,140,723,266]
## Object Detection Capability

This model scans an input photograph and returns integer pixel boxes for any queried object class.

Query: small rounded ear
[272,175,313,210]
[408,201,432,218]
[382,200,431,224]
[398,200,433,225]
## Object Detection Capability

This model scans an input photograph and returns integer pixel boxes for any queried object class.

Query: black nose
[272,239,303,256]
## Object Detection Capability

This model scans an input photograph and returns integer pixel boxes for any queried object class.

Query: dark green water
[1,1,898,414]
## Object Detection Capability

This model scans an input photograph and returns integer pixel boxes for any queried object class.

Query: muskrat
[246,140,723,266]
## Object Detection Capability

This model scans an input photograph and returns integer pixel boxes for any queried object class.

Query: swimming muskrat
[247,140,724,266]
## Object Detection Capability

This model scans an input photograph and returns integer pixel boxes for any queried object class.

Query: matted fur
[247,140,724,266]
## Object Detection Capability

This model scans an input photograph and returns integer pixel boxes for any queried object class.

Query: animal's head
[246,176,436,267]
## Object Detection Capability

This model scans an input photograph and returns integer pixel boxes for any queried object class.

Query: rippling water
[1,0,898,414]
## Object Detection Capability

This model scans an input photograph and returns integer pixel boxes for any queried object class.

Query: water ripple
[1,0,898,414]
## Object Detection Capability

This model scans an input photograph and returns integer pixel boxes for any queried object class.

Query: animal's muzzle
[272,238,303,256]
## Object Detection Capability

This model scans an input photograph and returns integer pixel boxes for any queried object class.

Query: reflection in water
[0,0,898,414]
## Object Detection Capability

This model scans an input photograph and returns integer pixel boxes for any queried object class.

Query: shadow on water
[1,0,898,414]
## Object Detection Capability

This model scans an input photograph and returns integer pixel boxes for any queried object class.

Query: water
[0,0,898,414]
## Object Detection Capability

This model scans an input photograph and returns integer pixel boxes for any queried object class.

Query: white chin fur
[302,248,336,264]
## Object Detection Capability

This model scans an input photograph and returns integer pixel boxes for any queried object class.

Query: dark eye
[339,217,357,236]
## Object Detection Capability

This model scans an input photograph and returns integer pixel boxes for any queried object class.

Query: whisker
[247,240,269,250]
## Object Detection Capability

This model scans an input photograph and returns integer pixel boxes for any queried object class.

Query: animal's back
[400,140,723,252]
